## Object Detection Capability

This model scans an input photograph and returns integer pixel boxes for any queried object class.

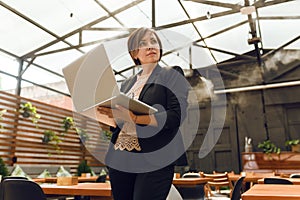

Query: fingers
[98,105,135,123]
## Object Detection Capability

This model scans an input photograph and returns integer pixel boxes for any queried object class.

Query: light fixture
[206,11,211,19]
[240,6,255,15]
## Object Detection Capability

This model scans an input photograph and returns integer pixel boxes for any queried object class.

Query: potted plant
[258,140,281,155]
[62,117,74,132]
[42,130,62,152]
[77,160,91,177]
[76,128,89,143]
[285,139,300,152]
[0,109,6,129]
[18,102,41,124]
[0,157,9,179]
[102,130,112,141]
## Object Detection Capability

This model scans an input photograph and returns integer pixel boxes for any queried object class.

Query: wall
[184,49,300,173]
[0,91,109,173]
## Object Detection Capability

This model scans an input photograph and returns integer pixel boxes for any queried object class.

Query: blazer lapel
[138,64,162,100]
[122,75,137,94]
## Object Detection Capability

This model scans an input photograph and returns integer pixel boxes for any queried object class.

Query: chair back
[264,177,293,184]
[177,172,205,199]
[182,172,200,178]
[290,174,300,178]
[1,179,46,200]
[231,176,245,200]
[200,171,233,188]
[200,171,233,198]
[1,176,28,182]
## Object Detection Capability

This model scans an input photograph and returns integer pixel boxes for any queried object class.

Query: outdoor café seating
[200,171,233,198]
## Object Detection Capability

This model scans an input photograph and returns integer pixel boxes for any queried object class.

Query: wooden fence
[0,91,109,173]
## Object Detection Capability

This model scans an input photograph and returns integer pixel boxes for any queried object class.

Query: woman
[98,27,189,200]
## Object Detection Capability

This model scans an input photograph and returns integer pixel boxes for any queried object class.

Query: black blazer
[108,64,189,167]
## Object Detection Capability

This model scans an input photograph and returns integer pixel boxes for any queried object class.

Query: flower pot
[291,144,300,153]
[22,111,30,118]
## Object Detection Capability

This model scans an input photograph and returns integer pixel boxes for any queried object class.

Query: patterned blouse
[114,73,151,151]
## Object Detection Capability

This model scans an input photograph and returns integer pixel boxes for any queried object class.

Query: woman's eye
[139,41,146,47]
[151,39,158,44]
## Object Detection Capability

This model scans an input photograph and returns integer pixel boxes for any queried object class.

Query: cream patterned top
[114,73,151,151]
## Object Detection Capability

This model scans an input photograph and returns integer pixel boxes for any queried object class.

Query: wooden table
[229,173,275,183]
[41,182,112,200]
[34,176,99,183]
[257,177,300,185]
[242,184,300,200]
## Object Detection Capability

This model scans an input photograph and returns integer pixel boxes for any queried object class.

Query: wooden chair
[200,171,233,198]
[290,174,300,178]
[177,172,205,199]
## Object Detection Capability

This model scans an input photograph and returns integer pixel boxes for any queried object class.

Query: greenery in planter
[285,139,300,146]
[77,160,91,176]
[0,157,9,177]
[62,117,75,132]
[76,127,89,143]
[285,139,300,152]
[258,140,281,154]
[102,130,112,141]
[62,116,89,142]
[42,116,90,154]
[18,102,41,125]
[42,130,62,152]
[0,109,6,129]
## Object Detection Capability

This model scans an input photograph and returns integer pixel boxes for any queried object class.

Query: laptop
[62,44,157,126]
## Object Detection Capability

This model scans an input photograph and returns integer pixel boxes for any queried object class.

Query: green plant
[62,117,75,132]
[62,117,89,142]
[258,140,281,154]
[76,128,89,143]
[42,130,62,152]
[0,157,9,177]
[0,109,7,129]
[19,102,41,124]
[285,139,300,146]
[102,130,112,141]
[77,160,91,176]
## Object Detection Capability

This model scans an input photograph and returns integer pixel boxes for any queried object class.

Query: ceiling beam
[262,34,300,60]
[178,0,217,62]
[94,0,125,27]
[34,33,130,57]
[183,0,240,9]
[21,0,145,59]
[0,1,83,59]
[193,44,256,60]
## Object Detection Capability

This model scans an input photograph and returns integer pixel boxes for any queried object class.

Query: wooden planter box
[242,152,300,170]
[291,144,300,153]
[57,177,78,186]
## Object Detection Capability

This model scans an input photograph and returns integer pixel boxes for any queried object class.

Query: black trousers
[108,165,174,200]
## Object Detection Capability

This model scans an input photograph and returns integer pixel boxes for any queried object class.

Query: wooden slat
[0,90,108,173]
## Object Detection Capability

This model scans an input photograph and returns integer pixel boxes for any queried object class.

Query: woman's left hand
[113,105,137,123]
[98,105,136,123]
